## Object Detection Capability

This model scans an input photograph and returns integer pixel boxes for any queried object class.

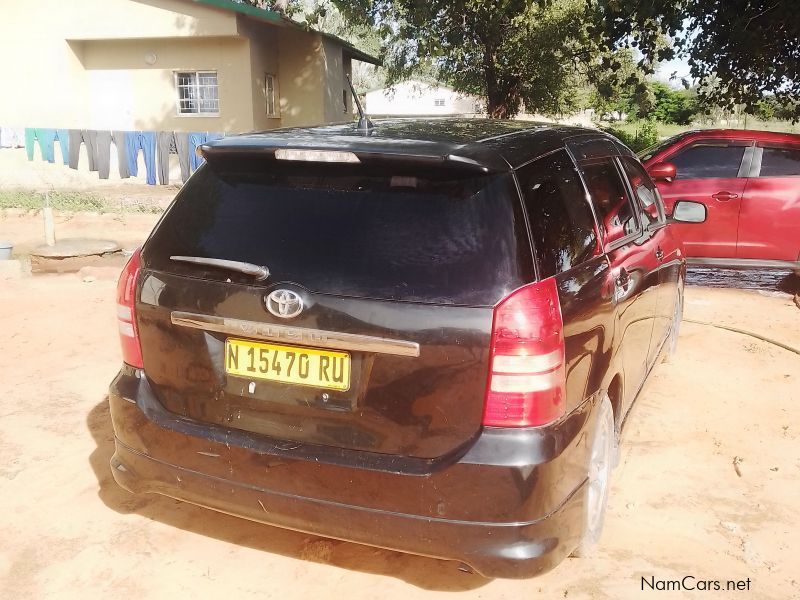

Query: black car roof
[202,118,634,172]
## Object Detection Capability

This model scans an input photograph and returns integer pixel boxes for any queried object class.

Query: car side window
[516,150,598,277]
[669,141,749,179]
[758,146,800,177]
[620,157,666,227]
[581,160,639,246]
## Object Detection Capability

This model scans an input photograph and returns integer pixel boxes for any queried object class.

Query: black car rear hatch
[136,141,533,460]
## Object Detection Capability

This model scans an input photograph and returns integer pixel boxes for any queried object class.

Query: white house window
[265,73,277,116]
[176,71,219,115]
[434,98,446,107]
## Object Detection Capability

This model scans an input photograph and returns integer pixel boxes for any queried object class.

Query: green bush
[0,191,162,214]
[0,191,104,211]
[604,120,660,153]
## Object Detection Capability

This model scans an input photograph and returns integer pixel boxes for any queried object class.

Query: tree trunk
[487,91,511,119]
[486,81,521,119]
[484,44,506,119]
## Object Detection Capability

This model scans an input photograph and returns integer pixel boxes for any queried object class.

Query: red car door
[737,143,800,262]
[655,139,751,259]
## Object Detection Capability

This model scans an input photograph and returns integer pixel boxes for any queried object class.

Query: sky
[654,56,693,86]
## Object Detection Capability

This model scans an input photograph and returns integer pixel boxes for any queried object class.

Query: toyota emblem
[265,289,304,319]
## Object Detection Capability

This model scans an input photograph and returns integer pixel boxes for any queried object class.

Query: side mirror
[647,162,677,182]
[672,200,707,224]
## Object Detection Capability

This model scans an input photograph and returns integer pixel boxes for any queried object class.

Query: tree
[647,82,699,124]
[591,0,800,120]
[333,0,618,118]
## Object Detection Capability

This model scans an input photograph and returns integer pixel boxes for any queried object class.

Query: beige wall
[237,17,282,132]
[277,28,327,128]
[78,37,251,132]
[0,0,362,135]
[0,0,244,131]
[64,0,239,40]
[322,38,350,124]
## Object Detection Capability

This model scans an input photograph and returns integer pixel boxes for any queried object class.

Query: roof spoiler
[197,144,497,173]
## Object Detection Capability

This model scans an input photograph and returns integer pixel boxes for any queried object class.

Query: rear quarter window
[581,160,639,245]
[620,157,666,228]
[516,150,598,277]
[143,158,531,305]
[758,146,800,177]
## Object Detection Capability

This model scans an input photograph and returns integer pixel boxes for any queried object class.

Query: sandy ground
[0,212,161,261]
[1,214,799,599]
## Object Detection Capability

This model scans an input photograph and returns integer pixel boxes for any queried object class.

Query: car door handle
[655,247,664,261]
[711,191,739,201]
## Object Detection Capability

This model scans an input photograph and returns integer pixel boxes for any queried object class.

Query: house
[365,80,482,116]
[0,0,380,134]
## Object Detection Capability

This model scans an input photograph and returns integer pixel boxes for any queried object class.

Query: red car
[641,129,800,273]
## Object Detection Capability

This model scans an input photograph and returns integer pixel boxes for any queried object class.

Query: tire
[661,280,684,363]
[572,395,617,557]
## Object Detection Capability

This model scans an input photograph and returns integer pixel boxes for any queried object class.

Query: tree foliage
[592,0,800,120]
[648,82,699,124]
[332,0,626,118]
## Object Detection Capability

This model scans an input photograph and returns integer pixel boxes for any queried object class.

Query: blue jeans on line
[125,131,157,185]
[189,132,223,172]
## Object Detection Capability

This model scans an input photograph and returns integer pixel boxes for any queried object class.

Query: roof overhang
[190,0,381,65]
[190,0,284,24]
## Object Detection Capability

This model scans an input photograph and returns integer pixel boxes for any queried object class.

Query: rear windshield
[143,158,530,305]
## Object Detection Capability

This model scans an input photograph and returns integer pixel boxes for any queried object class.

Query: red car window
[621,157,666,227]
[581,161,638,245]
[759,146,800,177]
[670,141,749,179]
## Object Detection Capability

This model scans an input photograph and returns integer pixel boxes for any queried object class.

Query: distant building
[0,0,379,133]
[365,80,482,116]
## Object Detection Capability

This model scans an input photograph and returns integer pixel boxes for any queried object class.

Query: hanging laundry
[112,131,130,179]
[94,131,113,179]
[188,132,223,173]
[24,128,36,161]
[125,131,157,186]
[29,128,60,163]
[0,127,25,148]
[67,130,98,171]
[156,131,191,185]
[54,129,70,166]
[24,128,58,163]
[188,132,205,173]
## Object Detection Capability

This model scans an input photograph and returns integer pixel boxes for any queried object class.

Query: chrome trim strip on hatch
[170,311,421,357]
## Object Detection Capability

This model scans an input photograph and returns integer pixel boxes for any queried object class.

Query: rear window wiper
[170,255,270,281]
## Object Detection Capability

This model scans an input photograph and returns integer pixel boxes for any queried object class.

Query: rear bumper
[108,367,595,578]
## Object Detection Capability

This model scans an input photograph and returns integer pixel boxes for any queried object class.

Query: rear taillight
[116,247,143,368]
[483,277,566,427]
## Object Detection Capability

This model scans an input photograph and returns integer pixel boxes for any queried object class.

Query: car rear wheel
[572,395,616,557]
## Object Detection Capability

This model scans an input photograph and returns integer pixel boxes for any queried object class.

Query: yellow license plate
[224,338,351,391]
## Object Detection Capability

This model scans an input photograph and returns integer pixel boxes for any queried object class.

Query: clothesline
[0,127,225,186]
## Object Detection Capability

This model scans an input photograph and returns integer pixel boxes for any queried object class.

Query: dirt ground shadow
[87,398,488,591]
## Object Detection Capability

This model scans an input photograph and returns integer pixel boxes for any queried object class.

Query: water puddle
[687,267,800,295]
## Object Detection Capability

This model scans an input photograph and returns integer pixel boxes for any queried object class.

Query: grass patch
[0,190,162,214]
